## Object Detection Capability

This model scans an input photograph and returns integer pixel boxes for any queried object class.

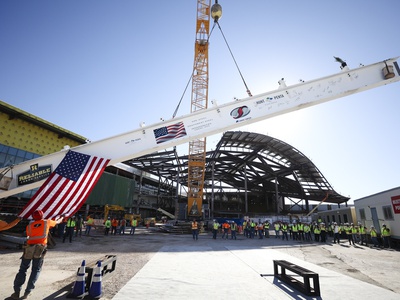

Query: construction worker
[11,210,62,300]
[243,220,250,237]
[250,220,256,238]
[314,224,321,242]
[119,219,126,235]
[381,224,391,248]
[327,223,333,237]
[274,222,281,239]
[359,224,367,246]
[303,223,311,241]
[85,215,94,235]
[130,218,138,235]
[320,223,327,243]
[221,221,230,239]
[370,225,379,248]
[345,223,355,245]
[111,218,118,235]
[191,219,199,240]
[212,220,219,239]
[75,215,83,237]
[333,222,341,244]
[57,216,67,238]
[104,217,111,235]
[292,222,298,241]
[263,220,270,238]
[63,216,76,243]
[281,222,288,241]
[257,223,264,239]
[230,221,237,240]
[351,223,359,244]
[298,222,304,241]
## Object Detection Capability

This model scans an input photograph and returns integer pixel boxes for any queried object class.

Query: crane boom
[1,58,399,199]
[187,0,211,217]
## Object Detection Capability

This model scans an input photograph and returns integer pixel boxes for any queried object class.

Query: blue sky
[1,0,399,202]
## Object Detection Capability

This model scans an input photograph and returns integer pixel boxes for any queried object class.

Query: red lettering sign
[391,195,400,214]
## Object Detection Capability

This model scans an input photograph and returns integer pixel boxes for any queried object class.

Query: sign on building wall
[391,195,400,214]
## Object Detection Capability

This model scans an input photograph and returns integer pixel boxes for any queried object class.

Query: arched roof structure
[204,131,348,203]
[125,131,349,215]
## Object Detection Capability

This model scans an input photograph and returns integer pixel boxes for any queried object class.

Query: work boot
[21,291,31,299]
[10,292,20,299]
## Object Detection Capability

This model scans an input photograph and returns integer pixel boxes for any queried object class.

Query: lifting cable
[215,21,252,97]
[173,19,253,118]
[172,22,218,119]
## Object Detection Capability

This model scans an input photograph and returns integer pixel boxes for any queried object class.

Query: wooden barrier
[273,260,320,296]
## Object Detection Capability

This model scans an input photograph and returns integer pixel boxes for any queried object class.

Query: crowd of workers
[9,212,392,249]
[209,219,393,249]
[31,214,393,250]
[48,215,140,243]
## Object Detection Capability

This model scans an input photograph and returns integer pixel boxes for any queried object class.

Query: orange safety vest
[26,219,57,245]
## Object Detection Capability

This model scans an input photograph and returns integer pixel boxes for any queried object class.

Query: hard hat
[382,224,386,226]
[32,210,44,221]
[370,225,374,228]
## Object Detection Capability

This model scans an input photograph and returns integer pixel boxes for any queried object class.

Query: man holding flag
[11,210,62,299]
[10,150,109,299]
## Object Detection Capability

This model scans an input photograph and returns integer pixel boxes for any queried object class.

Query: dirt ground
[1,227,399,300]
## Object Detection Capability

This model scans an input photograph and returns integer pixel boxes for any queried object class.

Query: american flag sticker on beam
[153,122,187,144]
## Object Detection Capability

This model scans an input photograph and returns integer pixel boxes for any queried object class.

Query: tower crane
[187,0,222,217]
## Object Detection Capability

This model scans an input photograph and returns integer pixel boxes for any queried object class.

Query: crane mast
[187,0,212,217]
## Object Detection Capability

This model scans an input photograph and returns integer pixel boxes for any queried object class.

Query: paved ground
[1,227,399,300]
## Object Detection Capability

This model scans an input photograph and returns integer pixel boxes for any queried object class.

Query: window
[327,216,330,223]
[382,205,394,220]
[332,215,336,223]
[343,214,348,223]
[359,208,366,220]
[7,147,17,155]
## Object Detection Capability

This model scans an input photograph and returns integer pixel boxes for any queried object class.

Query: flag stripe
[19,151,109,219]
[40,176,69,218]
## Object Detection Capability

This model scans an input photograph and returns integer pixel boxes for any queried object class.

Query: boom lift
[0,57,399,202]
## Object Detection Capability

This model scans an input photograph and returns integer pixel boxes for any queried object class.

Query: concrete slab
[113,245,400,300]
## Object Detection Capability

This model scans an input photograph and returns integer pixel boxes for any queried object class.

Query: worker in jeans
[11,210,62,300]
[191,219,199,240]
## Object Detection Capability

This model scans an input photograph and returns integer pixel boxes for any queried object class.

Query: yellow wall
[0,111,83,155]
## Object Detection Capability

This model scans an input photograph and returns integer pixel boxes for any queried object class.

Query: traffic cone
[88,261,102,299]
[68,260,86,298]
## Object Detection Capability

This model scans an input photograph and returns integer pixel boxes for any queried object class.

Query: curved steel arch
[125,131,349,215]
[203,131,348,214]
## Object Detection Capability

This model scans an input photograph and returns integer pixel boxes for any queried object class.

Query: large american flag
[153,122,187,144]
[19,151,110,220]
